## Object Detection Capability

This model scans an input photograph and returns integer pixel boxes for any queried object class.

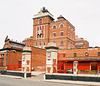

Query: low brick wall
[45,73,100,82]
[1,71,31,77]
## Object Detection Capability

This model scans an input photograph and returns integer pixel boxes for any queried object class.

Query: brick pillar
[45,43,59,74]
[73,61,78,74]
[22,47,32,73]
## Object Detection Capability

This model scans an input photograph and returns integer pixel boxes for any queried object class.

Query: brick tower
[33,7,54,49]
[26,7,75,49]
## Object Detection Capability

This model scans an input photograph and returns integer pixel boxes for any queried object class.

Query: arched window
[53,25,56,29]
[39,19,42,24]
[60,24,63,28]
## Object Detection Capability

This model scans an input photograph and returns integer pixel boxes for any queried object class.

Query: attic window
[39,19,42,24]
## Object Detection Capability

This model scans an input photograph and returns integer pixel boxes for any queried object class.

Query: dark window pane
[74,53,77,57]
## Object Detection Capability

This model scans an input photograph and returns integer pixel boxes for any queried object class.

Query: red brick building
[0,36,25,71]
[0,7,100,75]
[26,7,75,49]
[58,47,100,73]
[0,36,46,72]
[75,35,89,49]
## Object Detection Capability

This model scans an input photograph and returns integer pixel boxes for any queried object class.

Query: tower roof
[57,15,66,21]
[33,7,54,20]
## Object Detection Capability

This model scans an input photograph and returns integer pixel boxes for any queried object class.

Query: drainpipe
[6,50,8,72]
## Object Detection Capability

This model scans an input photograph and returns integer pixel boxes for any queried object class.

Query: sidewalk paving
[1,74,100,86]
[0,75,23,79]
[44,79,100,86]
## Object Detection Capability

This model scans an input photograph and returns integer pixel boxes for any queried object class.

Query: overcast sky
[0,0,100,48]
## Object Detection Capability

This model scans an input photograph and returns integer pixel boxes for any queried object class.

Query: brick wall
[58,48,100,71]
[7,50,22,71]
[31,47,46,72]
[58,48,100,60]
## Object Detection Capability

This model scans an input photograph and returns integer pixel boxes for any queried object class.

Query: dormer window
[39,19,42,24]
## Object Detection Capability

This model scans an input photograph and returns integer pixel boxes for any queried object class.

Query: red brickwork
[25,37,33,47]
[75,35,89,49]
[31,47,46,72]
[58,48,100,72]
[25,8,75,49]
[7,50,22,71]
[49,20,75,49]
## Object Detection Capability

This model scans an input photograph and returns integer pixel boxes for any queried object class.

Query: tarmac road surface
[0,77,87,86]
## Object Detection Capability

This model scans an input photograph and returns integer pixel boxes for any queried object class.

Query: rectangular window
[43,42,45,45]
[60,32,63,36]
[63,53,66,57]
[98,52,100,56]
[53,41,56,43]
[60,41,63,45]
[68,32,69,36]
[39,19,42,24]
[35,42,37,46]
[74,53,77,57]
[53,32,56,37]
[85,52,88,56]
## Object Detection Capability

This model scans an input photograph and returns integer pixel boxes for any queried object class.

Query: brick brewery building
[26,7,75,49]
[0,7,100,75]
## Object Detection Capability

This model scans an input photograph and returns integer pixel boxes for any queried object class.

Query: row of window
[53,32,64,37]
[38,19,74,31]
[35,40,74,46]
[0,54,4,57]
[53,24,74,31]
[53,24,64,29]
[35,42,46,46]
[53,40,63,45]
[35,40,64,46]
[74,52,100,57]
[53,32,74,39]
[62,52,100,57]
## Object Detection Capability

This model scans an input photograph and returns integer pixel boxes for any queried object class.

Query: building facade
[26,7,75,49]
[58,47,100,73]
[0,36,46,72]
[1,7,100,75]
[75,35,89,49]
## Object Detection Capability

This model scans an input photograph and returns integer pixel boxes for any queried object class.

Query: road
[0,77,87,86]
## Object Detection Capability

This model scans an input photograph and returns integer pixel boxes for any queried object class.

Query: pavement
[0,74,23,79]
[0,74,100,86]
[44,79,100,86]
